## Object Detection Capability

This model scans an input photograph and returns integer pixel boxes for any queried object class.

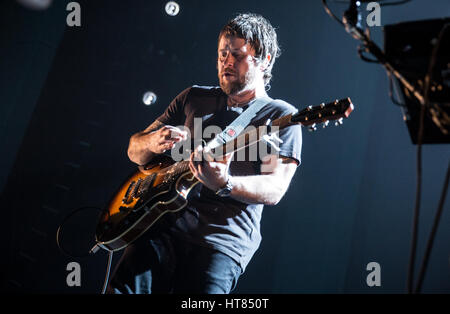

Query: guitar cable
[56,206,103,258]
[56,206,114,294]
[101,250,114,294]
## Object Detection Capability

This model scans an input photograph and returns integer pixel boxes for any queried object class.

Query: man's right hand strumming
[127,120,188,165]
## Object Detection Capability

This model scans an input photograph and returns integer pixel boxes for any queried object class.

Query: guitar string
[138,104,344,192]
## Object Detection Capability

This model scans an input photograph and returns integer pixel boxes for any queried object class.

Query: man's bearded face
[217,36,259,95]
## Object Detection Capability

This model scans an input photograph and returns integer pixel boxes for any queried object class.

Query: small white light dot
[165,1,180,16]
[16,0,53,11]
[143,91,157,106]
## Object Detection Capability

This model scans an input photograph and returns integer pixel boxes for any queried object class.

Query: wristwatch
[215,177,233,197]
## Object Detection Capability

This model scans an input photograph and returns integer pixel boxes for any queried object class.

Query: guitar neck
[214,113,293,157]
[163,97,353,175]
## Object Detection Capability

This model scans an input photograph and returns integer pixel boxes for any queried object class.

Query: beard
[219,68,256,96]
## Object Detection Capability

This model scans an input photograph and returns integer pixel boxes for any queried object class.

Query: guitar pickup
[131,179,143,198]
[122,181,136,204]
[137,173,156,197]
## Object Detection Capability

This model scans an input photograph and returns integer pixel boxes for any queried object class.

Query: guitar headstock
[291,98,354,131]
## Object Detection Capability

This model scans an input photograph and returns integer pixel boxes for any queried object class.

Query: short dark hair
[219,13,281,87]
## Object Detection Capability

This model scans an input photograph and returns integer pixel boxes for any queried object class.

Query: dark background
[0,0,449,293]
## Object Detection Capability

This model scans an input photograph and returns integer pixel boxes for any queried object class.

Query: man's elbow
[264,198,280,206]
[127,136,138,163]
[127,134,146,165]
[127,147,139,164]
[264,187,287,206]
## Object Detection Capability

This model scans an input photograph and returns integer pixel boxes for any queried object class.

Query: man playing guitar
[107,13,302,294]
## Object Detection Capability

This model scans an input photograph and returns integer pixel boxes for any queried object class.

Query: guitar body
[95,155,200,251]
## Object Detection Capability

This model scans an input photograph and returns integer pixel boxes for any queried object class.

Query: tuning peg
[308,123,317,132]
[334,118,344,126]
[322,120,329,128]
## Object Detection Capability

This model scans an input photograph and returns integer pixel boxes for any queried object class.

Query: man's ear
[260,54,271,71]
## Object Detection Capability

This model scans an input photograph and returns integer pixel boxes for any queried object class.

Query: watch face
[216,186,232,197]
[218,188,231,197]
[216,180,233,197]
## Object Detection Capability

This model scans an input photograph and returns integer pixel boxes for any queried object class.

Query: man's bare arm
[189,149,299,206]
[127,120,187,165]
[228,157,298,206]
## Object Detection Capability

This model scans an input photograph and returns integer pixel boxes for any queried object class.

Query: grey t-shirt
[156,85,302,272]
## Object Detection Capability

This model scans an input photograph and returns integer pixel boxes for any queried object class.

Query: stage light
[143,91,157,106]
[16,0,53,10]
[165,1,180,16]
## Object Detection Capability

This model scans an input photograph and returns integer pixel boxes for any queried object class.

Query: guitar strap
[207,96,273,149]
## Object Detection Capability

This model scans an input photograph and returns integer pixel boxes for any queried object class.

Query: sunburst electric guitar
[95,98,354,251]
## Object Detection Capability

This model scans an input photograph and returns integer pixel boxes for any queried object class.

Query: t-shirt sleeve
[156,87,191,126]
[278,123,302,166]
[269,102,302,166]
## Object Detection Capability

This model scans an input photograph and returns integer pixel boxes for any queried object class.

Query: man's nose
[222,52,236,66]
